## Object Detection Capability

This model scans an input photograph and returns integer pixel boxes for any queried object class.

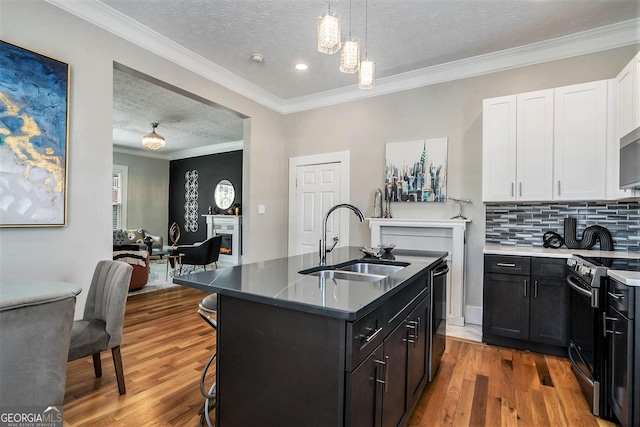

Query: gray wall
[1,0,638,322]
[113,152,170,243]
[283,45,640,322]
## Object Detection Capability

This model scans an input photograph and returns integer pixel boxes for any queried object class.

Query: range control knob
[578,265,593,276]
[567,259,576,267]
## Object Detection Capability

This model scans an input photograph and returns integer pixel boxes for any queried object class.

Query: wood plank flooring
[63,286,618,426]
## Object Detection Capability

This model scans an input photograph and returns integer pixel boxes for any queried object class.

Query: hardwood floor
[63,286,618,426]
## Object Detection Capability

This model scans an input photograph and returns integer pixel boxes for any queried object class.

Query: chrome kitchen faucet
[319,204,365,266]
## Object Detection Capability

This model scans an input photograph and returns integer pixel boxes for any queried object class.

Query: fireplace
[219,233,232,255]
[202,215,242,265]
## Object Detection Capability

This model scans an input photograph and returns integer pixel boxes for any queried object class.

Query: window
[113,165,128,229]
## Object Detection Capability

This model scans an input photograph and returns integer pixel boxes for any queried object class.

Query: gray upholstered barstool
[198,293,218,427]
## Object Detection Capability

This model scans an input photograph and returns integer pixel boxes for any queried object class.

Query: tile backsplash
[485,201,640,252]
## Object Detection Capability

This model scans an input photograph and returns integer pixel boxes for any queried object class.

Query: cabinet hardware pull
[364,326,383,343]
[557,181,561,196]
[605,329,622,336]
[384,355,389,392]
[511,183,514,197]
[496,263,516,267]
[374,359,386,388]
[403,336,416,344]
[416,317,421,343]
[608,292,625,300]
[524,279,528,297]
[534,280,538,298]
[519,182,522,197]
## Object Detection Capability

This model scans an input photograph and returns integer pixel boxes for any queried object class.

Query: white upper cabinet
[516,90,554,201]
[553,80,607,200]
[483,81,608,202]
[609,51,640,199]
[482,90,554,202]
[482,95,517,201]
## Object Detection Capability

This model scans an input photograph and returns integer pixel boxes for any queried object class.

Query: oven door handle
[566,276,592,298]
[567,275,599,308]
[568,341,595,384]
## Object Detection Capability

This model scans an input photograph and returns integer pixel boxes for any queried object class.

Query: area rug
[128,259,181,295]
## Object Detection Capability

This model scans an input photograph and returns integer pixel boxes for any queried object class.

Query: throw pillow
[113,229,130,246]
[127,229,146,246]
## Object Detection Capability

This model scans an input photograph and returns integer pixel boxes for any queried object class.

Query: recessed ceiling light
[295,63,308,71]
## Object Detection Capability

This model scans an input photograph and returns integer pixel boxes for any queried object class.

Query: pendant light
[340,0,359,74]
[317,1,341,55]
[142,123,165,150]
[358,0,375,89]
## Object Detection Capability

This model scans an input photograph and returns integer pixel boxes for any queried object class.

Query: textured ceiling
[113,67,245,155]
[102,0,640,99]
[98,0,639,155]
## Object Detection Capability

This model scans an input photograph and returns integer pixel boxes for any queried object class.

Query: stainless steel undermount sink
[336,263,405,276]
[299,259,409,282]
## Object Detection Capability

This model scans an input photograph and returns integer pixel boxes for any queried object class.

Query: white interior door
[295,162,342,255]
[288,152,350,257]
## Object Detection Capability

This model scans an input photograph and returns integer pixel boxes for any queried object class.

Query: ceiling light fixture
[317,1,341,55]
[295,63,309,71]
[340,0,359,74]
[142,123,165,150]
[358,0,375,89]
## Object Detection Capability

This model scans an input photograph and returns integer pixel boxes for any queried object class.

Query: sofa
[113,228,163,252]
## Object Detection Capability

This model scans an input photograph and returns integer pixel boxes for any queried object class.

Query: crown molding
[282,18,640,113]
[46,0,639,115]
[113,141,243,161]
[45,0,284,112]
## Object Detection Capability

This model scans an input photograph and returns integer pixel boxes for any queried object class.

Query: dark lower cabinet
[346,345,384,427]
[483,255,568,355]
[346,285,432,427]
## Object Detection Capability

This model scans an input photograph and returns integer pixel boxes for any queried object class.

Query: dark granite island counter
[174,246,448,427]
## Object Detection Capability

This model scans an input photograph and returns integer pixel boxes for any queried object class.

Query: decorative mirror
[214,179,235,210]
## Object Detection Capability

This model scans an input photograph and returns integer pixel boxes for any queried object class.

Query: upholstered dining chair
[178,235,223,271]
[68,260,133,395]
[0,289,77,406]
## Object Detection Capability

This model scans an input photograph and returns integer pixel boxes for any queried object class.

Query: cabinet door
[483,273,529,340]
[483,95,517,202]
[553,80,607,200]
[346,344,384,427]
[529,276,568,346]
[516,89,554,201]
[405,296,430,412]
[607,306,634,427]
[382,323,408,427]
[616,58,636,139]
[634,51,640,130]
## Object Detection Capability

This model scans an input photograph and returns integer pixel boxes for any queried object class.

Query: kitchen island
[174,246,447,427]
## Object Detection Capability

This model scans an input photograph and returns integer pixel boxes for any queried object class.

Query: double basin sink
[299,259,409,282]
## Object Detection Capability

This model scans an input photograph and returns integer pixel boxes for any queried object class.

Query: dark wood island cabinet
[174,247,447,427]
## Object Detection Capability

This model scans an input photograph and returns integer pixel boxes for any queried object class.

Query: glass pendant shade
[358,59,375,89]
[317,10,341,54]
[340,39,360,73]
[142,123,165,150]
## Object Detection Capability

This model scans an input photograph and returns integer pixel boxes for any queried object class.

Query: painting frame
[0,39,70,227]
[385,138,448,203]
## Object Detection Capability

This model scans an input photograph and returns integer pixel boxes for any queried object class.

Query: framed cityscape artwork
[0,39,69,227]
[385,138,448,202]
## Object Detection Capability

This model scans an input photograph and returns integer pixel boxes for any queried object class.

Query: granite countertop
[173,246,447,320]
[608,271,640,287]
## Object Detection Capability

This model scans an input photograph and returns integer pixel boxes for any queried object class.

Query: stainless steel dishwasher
[429,260,449,381]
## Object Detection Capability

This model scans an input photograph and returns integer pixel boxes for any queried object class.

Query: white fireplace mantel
[203,215,242,265]
[368,218,470,326]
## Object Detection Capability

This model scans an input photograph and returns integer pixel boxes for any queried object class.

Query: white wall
[0,0,287,317]
[283,45,639,322]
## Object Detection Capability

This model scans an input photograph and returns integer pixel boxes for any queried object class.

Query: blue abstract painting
[0,39,69,226]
